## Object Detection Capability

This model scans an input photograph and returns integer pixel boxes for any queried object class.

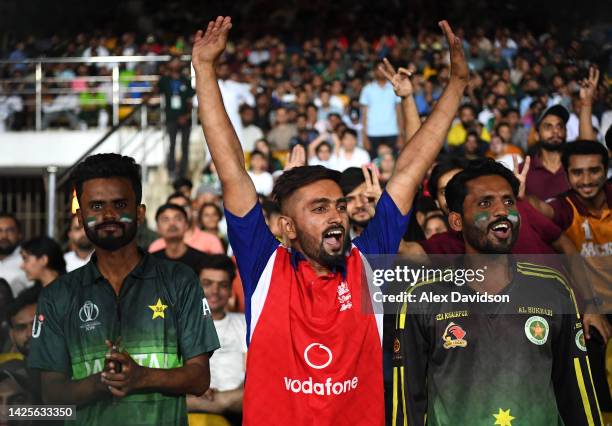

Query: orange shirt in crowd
[148,226,225,254]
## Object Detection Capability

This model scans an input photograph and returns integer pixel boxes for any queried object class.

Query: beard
[296,226,350,269]
[84,220,137,251]
[0,239,18,256]
[349,217,370,229]
[540,139,564,152]
[463,218,519,254]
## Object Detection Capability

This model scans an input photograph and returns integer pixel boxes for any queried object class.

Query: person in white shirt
[307,133,334,168]
[0,214,31,297]
[216,62,255,147]
[41,83,80,130]
[239,105,263,152]
[329,128,371,171]
[188,255,246,421]
[247,151,274,196]
[0,82,23,132]
[63,215,93,272]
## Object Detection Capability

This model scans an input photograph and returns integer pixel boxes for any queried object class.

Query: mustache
[94,221,125,231]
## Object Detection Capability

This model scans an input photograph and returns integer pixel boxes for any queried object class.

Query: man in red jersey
[192,16,467,425]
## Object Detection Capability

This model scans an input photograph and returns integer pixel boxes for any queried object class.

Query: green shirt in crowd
[28,250,220,426]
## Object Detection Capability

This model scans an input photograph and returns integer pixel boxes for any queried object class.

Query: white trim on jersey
[357,246,384,345]
[248,250,278,342]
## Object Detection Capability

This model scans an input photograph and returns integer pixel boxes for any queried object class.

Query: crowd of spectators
[1,13,612,425]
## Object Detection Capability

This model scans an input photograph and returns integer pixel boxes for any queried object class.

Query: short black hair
[341,128,358,139]
[166,191,191,205]
[339,167,371,195]
[250,150,267,160]
[428,157,469,201]
[155,203,188,222]
[21,236,66,275]
[0,212,21,233]
[172,177,193,192]
[272,166,341,210]
[446,159,520,214]
[7,285,41,327]
[261,199,280,217]
[561,140,609,173]
[459,104,477,115]
[195,254,236,283]
[71,153,142,204]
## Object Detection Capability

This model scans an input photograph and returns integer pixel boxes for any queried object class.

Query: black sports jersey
[392,261,602,426]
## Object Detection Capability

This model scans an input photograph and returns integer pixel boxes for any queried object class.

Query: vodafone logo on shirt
[283,343,359,396]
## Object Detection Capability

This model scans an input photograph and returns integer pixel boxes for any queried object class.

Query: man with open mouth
[192,15,468,426]
[393,159,601,425]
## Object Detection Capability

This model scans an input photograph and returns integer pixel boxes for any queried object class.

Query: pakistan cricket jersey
[392,261,602,426]
[28,251,220,426]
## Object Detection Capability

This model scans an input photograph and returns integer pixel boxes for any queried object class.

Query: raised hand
[439,20,468,84]
[513,155,530,200]
[378,58,414,98]
[579,66,599,106]
[284,144,306,170]
[362,165,383,216]
[192,16,233,70]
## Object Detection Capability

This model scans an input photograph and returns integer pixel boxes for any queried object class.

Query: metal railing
[0,54,193,130]
[0,55,196,238]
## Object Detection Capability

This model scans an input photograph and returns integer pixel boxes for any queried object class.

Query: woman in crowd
[20,236,66,288]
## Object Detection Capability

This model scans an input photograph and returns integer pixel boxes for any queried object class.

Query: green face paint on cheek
[473,212,489,229]
[86,216,97,229]
[119,213,134,224]
[507,209,519,225]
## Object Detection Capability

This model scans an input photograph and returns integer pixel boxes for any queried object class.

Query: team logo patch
[575,329,587,352]
[524,316,549,345]
[148,298,168,319]
[337,281,352,312]
[79,301,101,331]
[32,314,44,338]
[442,322,467,349]
[393,337,400,354]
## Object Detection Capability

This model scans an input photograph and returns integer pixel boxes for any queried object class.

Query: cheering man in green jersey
[28,154,220,426]
[392,159,602,426]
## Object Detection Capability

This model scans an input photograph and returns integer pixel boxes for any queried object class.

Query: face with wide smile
[567,154,606,201]
[451,175,520,254]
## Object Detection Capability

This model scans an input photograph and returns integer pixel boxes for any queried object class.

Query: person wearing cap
[521,67,599,201]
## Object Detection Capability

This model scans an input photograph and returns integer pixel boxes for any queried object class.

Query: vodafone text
[284,376,359,396]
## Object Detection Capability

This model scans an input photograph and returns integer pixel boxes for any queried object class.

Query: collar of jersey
[289,248,347,279]
[83,247,156,285]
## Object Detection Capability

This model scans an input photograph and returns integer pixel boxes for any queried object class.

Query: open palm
[192,16,232,69]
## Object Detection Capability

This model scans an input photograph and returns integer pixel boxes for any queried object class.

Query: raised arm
[380,58,421,142]
[192,16,257,216]
[578,66,599,141]
[384,21,469,214]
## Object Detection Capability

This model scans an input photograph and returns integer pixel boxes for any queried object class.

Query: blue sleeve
[225,203,279,301]
[353,191,411,255]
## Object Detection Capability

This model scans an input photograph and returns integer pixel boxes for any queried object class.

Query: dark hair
[250,150,267,161]
[155,203,188,222]
[341,128,358,139]
[0,212,21,233]
[166,191,191,205]
[71,153,142,204]
[21,236,66,275]
[415,196,439,214]
[199,202,223,222]
[7,285,41,327]
[494,121,511,134]
[502,108,520,117]
[561,140,609,173]
[261,199,280,217]
[445,159,520,214]
[339,167,371,195]
[428,157,469,201]
[172,177,193,192]
[272,166,341,209]
[459,104,477,115]
[315,141,332,156]
[195,254,236,283]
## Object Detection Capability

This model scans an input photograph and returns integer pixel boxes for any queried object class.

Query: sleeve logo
[32,314,44,339]
[575,329,587,352]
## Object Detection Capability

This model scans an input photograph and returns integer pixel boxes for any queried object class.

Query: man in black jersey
[392,159,602,425]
